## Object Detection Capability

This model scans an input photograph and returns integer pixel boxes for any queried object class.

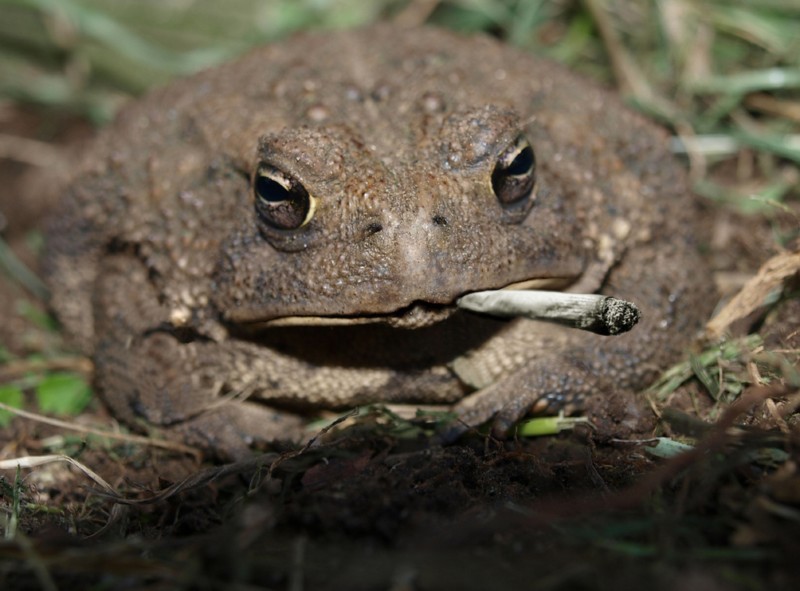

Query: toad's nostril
[365,221,383,236]
[432,215,448,227]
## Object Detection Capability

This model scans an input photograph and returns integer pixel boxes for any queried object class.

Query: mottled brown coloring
[43,26,714,459]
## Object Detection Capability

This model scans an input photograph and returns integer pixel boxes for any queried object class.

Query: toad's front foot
[439,360,597,443]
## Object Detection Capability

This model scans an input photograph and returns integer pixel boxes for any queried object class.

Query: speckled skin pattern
[44,25,713,458]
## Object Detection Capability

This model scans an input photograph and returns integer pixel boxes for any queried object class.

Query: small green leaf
[0,385,24,427]
[34,373,92,416]
[16,300,59,332]
[517,415,591,437]
[0,346,12,363]
[690,354,721,400]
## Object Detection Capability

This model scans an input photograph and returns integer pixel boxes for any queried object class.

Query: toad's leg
[93,255,312,460]
[93,255,463,458]
[447,241,713,439]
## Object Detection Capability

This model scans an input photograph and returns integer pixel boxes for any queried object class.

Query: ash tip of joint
[601,297,641,335]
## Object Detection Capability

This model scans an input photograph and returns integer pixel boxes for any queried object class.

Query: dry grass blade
[707,250,800,339]
[0,401,199,457]
[0,132,69,170]
[0,453,116,495]
[745,93,800,122]
[0,356,92,382]
[582,0,677,119]
[394,0,441,26]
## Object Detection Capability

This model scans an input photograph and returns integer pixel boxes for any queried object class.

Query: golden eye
[253,166,315,230]
[491,136,536,207]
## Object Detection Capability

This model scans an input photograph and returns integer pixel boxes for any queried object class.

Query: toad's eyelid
[501,136,533,165]
[257,166,293,191]
[503,144,534,176]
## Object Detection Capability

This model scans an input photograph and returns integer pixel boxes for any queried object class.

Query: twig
[93,453,279,505]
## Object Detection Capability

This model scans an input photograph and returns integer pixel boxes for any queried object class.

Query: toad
[44,25,713,458]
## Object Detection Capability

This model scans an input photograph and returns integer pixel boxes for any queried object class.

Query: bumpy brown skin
[44,25,713,459]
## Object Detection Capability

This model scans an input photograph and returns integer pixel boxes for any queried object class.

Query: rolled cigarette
[456,290,640,336]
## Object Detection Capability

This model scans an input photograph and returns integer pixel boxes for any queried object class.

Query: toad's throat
[255,276,576,330]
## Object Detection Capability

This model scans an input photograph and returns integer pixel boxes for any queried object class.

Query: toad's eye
[491,136,536,207]
[253,166,315,230]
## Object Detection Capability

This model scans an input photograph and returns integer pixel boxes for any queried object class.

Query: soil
[0,104,798,591]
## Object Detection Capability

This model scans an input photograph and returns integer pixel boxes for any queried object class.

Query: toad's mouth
[253,276,576,330]
[223,271,637,373]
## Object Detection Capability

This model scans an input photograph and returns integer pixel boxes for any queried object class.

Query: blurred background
[1,0,798,221]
